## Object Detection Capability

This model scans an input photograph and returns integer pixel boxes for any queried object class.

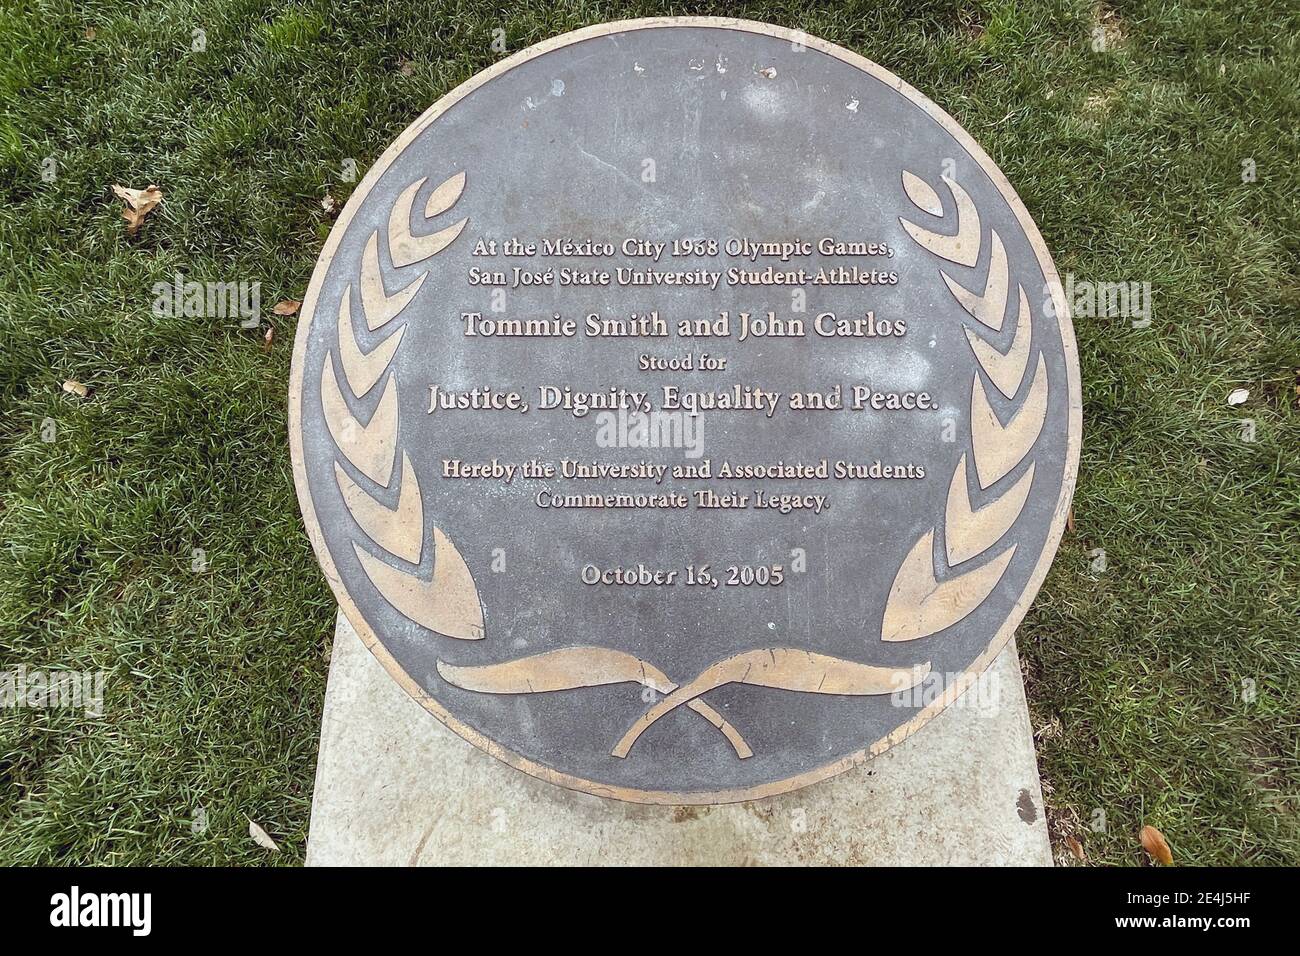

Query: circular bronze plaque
[290,18,1081,803]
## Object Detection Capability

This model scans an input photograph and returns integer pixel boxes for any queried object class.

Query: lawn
[0,0,1296,865]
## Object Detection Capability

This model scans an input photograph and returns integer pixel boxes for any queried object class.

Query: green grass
[0,0,1296,865]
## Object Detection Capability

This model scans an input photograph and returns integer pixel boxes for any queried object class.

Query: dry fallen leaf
[1034,715,1063,741]
[262,324,275,350]
[84,26,97,40]
[272,299,301,317]
[321,192,337,214]
[1227,387,1250,406]
[398,58,415,77]
[248,819,280,852]
[1066,507,1075,533]
[62,379,89,398]
[1139,824,1173,865]
[111,184,163,236]
[1065,835,1085,861]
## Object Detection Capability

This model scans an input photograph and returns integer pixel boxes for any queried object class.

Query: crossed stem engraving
[439,646,932,760]
[437,647,754,758]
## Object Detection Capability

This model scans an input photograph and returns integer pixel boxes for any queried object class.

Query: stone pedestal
[306,612,1052,866]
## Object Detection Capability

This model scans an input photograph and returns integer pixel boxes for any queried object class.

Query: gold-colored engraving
[338,289,406,397]
[409,160,1046,758]
[321,356,398,487]
[942,230,1008,330]
[880,530,1016,643]
[971,353,1048,490]
[612,650,932,758]
[422,170,467,219]
[901,170,943,216]
[899,173,980,267]
[334,453,423,565]
[965,284,1032,398]
[883,168,1052,644]
[287,22,1083,803]
[360,233,425,331]
[944,455,1035,566]
[438,648,753,758]
[355,528,484,640]
[324,171,484,641]
[388,173,467,269]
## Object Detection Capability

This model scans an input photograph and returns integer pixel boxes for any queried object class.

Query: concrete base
[307,612,1052,866]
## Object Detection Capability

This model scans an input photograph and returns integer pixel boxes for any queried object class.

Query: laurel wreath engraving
[884,170,1047,643]
[324,171,484,642]
[326,168,1048,763]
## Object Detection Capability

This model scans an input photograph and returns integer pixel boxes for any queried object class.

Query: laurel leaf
[360,232,425,330]
[354,527,482,639]
[335,452,423,564]
[944,231,1009,330]
[326,174,483,661]
[970,352,1048,489]
[943,455,1034,565]
[388,173,468,268]
[320,355,398,487]
[899,173,980,267]
[902,170,943,216]
[423,170,466,219]
[337,291,405,396]
[964,283,1031,394]
[881,529,1015,642]
[439,646,670,694]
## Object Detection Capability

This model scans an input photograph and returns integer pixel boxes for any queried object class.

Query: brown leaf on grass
[1065,835,1085,861]
[1066,507,1075,533]
[262,324,275,350]
[84,26,96,40]
[248,819,280,852]
[272,299,301,316]
[62,379,89,398]
[111,184,163,236]
[1139,824,1173,865]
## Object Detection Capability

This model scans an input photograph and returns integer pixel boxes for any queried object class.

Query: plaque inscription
[290,18,1081,803]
